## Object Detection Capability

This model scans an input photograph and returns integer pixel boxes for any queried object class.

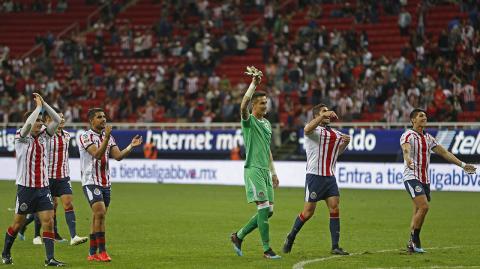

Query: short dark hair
[409,108,426,120]
[251,91,267,103]
[87,108,105,121]
[23,111,43,122]
[312,104,327,116]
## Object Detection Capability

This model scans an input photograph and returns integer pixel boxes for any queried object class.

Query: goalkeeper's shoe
[263,248,281,259]
[230,232,243,256]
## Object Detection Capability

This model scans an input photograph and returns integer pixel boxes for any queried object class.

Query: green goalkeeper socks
[257,207,270,252]
[237,213,258,240]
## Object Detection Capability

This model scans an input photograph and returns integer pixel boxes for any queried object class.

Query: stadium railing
[3,122,480,130]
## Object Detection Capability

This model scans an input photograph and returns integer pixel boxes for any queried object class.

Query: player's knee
[419,203,429,213]
[94,210,106,220]
[329,205,339,215]
[63,201,74,211]
[41,218,54,230]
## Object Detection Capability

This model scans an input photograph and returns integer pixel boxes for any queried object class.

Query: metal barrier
[3,122,480,130]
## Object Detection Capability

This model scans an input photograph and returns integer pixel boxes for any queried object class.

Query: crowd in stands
[0,0,69,13]
[1,0,480,128]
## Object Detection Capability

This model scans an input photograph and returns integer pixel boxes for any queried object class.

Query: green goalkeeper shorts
[244,167,274,203]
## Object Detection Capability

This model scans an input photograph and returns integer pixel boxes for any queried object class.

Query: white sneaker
[32,236,42,245]
[70,235,88,246]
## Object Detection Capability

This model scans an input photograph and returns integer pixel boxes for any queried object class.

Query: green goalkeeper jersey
[241,114,272,170]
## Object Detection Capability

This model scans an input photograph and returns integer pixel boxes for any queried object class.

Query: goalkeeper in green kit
[230,66,281,259]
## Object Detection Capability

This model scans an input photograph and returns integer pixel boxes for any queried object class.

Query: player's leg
[60,193,87,245]
[88,212,98,260]
[59,179,88,245]
[404,180,429,253]
[324,175,348,255]
[33,214,42,244]
[37,209,65,266]
[52,197,66,242]
[2,214,26,264]
[18,214,35,240]
[283,201,316,253]
[49,179,64,242]
[230,168,259,256]
[259,172,279,259]
[284,174,320,253]
[94,187,111,262]
[411,195,429,251]
[325,196,348,255]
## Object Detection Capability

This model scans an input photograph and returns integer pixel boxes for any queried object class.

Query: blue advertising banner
[1,128,479,156]
[297,128,480,156]
[0,129,244,155]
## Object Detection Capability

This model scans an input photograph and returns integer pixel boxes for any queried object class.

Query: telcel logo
[450,131,480,155]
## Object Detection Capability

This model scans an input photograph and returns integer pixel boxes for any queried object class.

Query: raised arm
[42,97,61,136]
[432,145,476,174]
[85,125,112,160]
[110,135,143,161]
[304,111,337,135]
[241,66,262,120]
[20,94,42,137]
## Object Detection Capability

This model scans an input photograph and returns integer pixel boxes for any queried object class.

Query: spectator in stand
[398,7,412,36]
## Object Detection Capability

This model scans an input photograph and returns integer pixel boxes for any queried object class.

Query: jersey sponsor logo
[310,192,317,199]
[20,203,28,211]
[415,186,422,193]
[94,188,101,196]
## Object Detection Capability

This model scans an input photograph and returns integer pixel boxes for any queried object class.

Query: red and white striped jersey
[78,129,117,187]
[304,126,345,176]
[46,130,70,180]
[400,129,439,184]
[14,129,51,188]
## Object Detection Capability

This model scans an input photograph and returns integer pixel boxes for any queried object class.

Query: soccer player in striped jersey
[400,108,476,253]
[44,109,88,246]
[1,93,66,266]
[79,108,142,262]
[230,66,281,259]
[283,104,351,255]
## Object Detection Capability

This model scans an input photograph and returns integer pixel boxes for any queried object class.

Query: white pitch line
[365,265,480,269]
[292,246,466,269]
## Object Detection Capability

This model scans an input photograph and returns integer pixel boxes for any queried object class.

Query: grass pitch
[0,180,479,269]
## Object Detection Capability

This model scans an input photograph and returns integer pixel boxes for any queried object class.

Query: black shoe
[263,248,281,259]
[230,232,243,256]
[45,258,65,267]
[282,234,295,253]
[2,253,13,265]
[331,247,349,255]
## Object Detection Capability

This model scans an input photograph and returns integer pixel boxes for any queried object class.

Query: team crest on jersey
[19,203,28,211]
[415,186,422,193]
[258,191,265,197]
[310,192,317,199]
[94,188,101,195]
[82,134,91,143]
